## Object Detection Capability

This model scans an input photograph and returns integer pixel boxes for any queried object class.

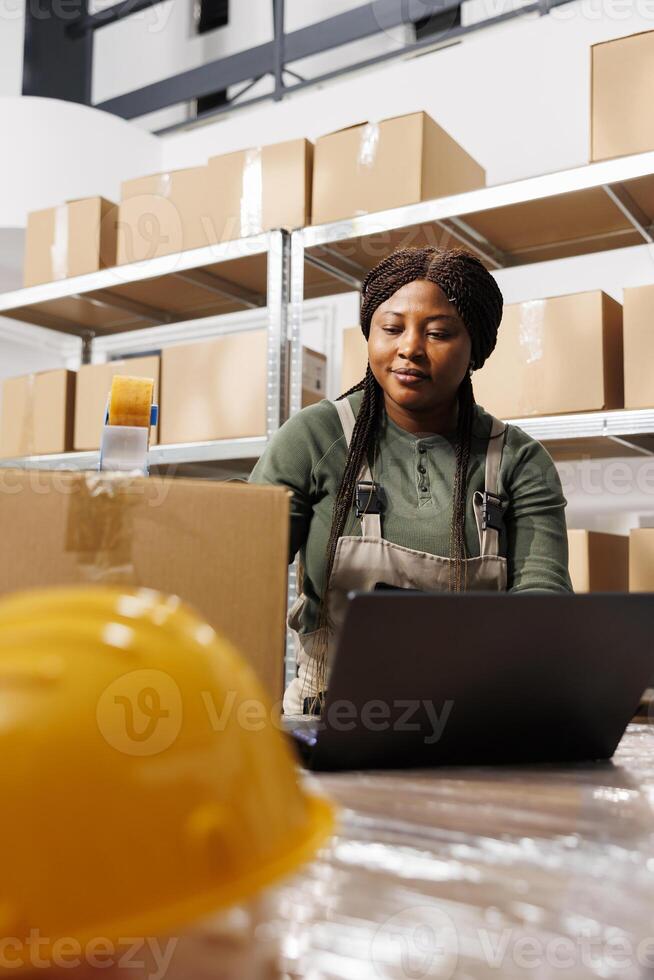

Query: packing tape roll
[108,376,154,429]
[50,204,69,281]
[240,147,263,238]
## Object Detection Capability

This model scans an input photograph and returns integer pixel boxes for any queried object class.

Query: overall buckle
[482,491,503,532]
[355,481,383,518]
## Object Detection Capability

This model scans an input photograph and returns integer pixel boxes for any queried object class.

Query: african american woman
[250,246,573,714]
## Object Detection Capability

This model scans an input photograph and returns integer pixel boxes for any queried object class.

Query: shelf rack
[0,229,291,458]
[288,149,654,457]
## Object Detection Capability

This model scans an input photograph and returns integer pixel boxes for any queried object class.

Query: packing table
[70,723,654,980]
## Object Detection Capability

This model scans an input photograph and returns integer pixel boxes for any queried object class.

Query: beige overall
[284,399,509,714]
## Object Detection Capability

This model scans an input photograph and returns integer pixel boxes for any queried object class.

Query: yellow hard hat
[0,586,333,968]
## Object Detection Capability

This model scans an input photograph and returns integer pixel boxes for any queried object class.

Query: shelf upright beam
[285,229,309,687]
[266,229,291,438]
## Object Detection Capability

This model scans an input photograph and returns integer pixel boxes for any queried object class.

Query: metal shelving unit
[0,229,291,466]
[0,437,268,472]
[288,149,654,457]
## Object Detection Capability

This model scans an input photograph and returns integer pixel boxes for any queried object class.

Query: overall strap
[332,399,381,538]
[476,415,507,558]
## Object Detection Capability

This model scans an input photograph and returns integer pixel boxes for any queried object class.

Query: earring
[468,360,476,376]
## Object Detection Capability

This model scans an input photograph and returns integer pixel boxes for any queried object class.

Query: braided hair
[308,246,503,706]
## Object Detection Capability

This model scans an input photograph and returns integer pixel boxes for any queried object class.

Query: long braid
[307,368,379,704]
[308,246,503,708]
[449,372,476,591]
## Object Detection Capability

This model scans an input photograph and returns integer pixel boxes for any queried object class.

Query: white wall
[0,0,25,97]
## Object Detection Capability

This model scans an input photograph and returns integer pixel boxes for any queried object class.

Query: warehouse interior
[2,2,654,978]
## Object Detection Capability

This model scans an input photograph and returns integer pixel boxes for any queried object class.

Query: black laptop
[285,592,654,771]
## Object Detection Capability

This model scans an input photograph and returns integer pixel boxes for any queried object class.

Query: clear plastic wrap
[34,724,654,979]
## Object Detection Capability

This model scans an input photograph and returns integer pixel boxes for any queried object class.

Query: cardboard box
[568,530,629,592]
[472,291,624,418]
[301,348,327,406]
[208,138,313,239]
[623,285,654,409]
[160,332,325,444]
[117,166,212,265]
[630,529,654,591]
[74,356,161,451]
[0,472,289,697]
[118,140,312,264]
[312,112,485,226]
[24,197,118,287]
[591,31,654,162]
[341,326,368,394]
[0,369,76,458]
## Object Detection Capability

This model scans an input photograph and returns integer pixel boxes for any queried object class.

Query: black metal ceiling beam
[68,0,170,38]
[96,0,460,119]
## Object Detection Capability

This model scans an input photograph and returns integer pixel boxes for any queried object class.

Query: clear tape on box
[66,472,140,585]
[21,373,36,458]
[50,204,69,281]
[517,299,546,417]
[518,299,545,364]
[240,148,264,238]
[357,121,380,169]
[156,173,173,198]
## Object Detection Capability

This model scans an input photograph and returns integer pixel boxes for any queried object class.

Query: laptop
[285,592,654,771]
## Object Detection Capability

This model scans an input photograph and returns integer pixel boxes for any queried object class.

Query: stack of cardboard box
[591,30,654,162]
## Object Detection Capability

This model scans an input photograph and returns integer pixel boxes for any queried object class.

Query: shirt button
[418,446,426,454]
[418,465,426,474]
[419,484,428,493]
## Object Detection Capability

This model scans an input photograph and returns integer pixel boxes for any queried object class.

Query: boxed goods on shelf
[622,285,654,409]
[160,331,326,444]
[0,472,290,698]
[117,140,312,264]
[312,111,485,226]
[208,138,313,238]
[629,529,654,591]
[340,326,368,394]
[74,355,161,451]
[472,291,624,418]
[567,530,629,592]
[591,31,654,162]
[117,165,211,265]
[0,369,76,458]
[301,348,328,406]
[24,197,118,287]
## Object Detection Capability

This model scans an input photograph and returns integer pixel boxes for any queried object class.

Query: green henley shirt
[249,391,573,634]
